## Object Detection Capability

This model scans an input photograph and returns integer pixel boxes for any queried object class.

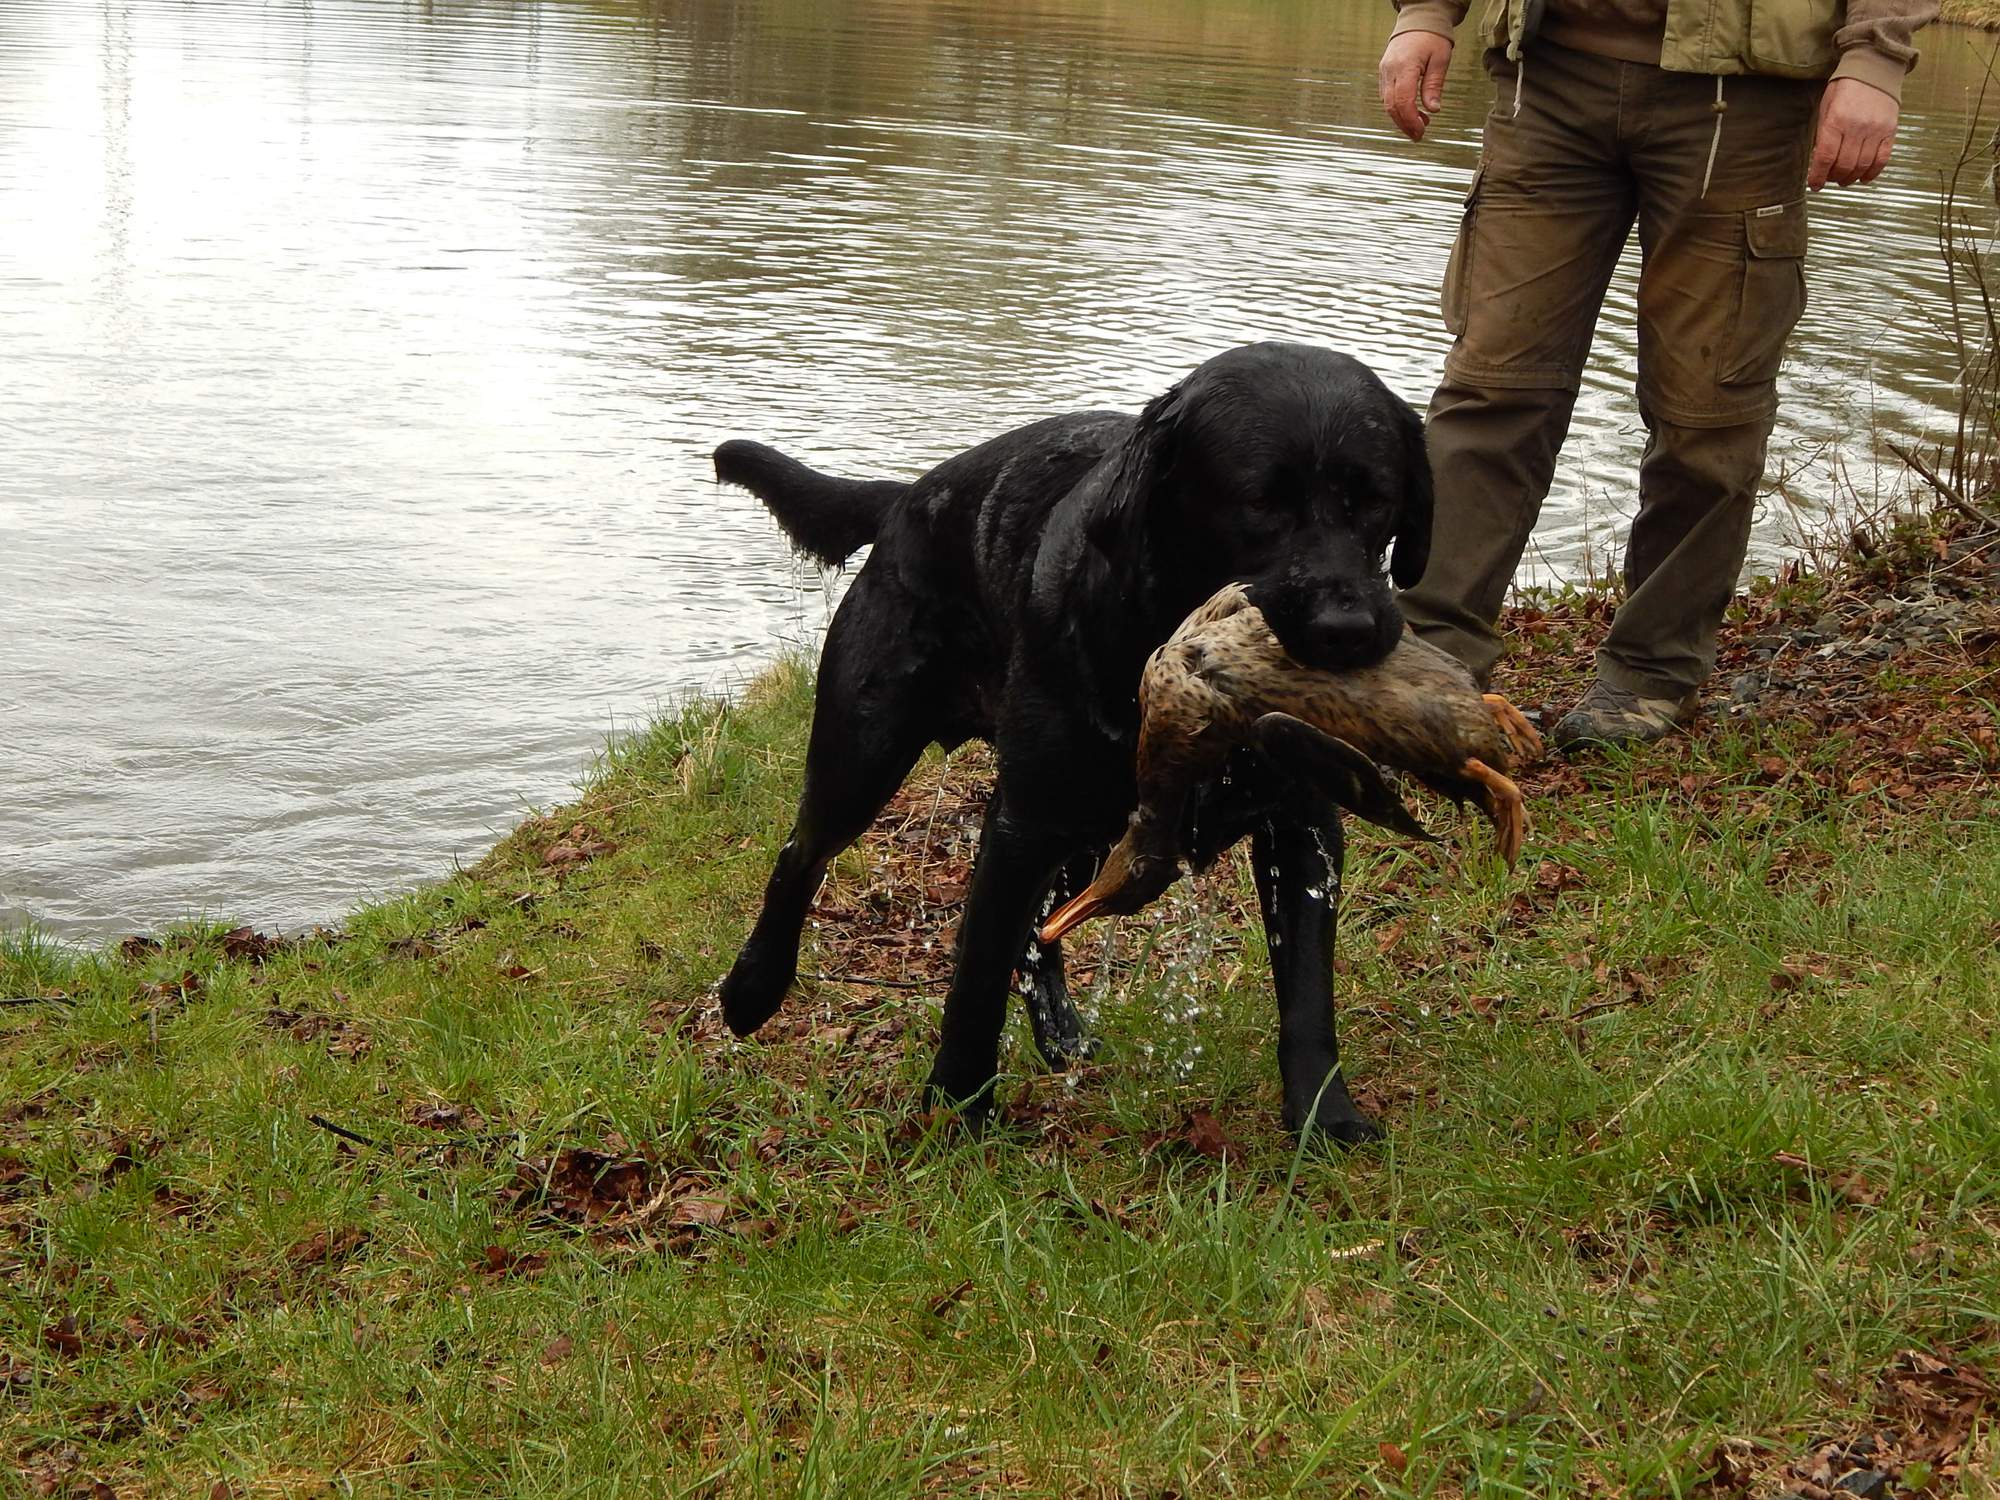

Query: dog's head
[1094,343,1432,672]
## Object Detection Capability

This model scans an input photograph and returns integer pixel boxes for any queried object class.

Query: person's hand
[1379,32,1454,142]
[1809,78,1898,189]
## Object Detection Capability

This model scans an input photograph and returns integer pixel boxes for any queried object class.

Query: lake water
[2,0,1992,939]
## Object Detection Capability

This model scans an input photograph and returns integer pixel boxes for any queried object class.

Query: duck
[1038,582,1543,944]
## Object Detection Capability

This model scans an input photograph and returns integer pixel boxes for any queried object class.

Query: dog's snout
[1299,603,1392,665]
[1247,565,1404,672]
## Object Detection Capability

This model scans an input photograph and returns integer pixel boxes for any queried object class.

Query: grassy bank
[1941,0,2000,31]
[4,535,1998,1497]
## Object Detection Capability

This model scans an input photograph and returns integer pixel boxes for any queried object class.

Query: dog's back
[716,412,1131,616]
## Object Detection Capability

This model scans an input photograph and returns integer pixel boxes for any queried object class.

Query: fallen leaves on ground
[1771,1150,1886,1208]
[499,1146,772,1253]
[1702,1341,1998,1498]
[286,1227,368,1270]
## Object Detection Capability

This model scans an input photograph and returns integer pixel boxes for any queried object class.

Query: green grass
[3,656,1997,1497]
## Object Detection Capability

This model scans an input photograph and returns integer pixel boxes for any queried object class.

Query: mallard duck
[1039,583,1542,944]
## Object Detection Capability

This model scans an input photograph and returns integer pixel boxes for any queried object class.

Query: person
[1378,0,1936,747]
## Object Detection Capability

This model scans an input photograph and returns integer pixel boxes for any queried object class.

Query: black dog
[712,343,1432,1142]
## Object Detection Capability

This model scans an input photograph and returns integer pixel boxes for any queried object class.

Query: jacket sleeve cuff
[1830,47,1910,103]
[1389,2,1460,41]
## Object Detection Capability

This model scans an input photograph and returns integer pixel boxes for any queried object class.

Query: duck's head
[1039,825,1184,944]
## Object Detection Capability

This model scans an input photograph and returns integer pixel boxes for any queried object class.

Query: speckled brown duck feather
[1040,583,1543,943]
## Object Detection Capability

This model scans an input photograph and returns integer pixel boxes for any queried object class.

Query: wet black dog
[712,342,1431,1142]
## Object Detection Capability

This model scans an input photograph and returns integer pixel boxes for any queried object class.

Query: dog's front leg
[1251,806,1382,1147]
[927,793,1067,1123]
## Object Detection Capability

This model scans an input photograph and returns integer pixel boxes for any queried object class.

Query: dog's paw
[921,1067,999,1130]
[1284,1070,1383,1150]
[716,949,793,1037]
[1300,1110,1384,1150]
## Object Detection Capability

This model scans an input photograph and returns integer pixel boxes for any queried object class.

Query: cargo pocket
[1719,197,1808,387]
[1441,165,1485,337]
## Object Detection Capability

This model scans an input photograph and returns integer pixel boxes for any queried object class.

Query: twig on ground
[1888,442,2000,531]
[1585,1047,1706,1149]
[800,971,929,991]
[0,995,74,1009]
[1564,992,1652,1025]
[307,1114,386,1150]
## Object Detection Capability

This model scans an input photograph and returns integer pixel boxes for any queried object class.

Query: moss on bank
[2,531,1998,1496]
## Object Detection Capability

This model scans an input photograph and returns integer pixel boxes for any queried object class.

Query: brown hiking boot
[1552,680,1699,751]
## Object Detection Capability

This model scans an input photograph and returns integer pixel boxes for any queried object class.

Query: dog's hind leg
[1018,852,1098,1071]
[717,579,936,1037]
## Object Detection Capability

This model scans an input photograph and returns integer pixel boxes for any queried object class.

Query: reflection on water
[0,0,1989,937]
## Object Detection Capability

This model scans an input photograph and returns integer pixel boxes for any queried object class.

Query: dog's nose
[1298,601,1399,669]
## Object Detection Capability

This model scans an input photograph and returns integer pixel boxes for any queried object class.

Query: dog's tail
[714,440,909,567]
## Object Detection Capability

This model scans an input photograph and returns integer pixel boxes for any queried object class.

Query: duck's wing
[1252,712,1438,844]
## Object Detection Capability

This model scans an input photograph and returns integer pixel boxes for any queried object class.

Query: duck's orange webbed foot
[1461,756,1530,867]
[1482,693,1544,763]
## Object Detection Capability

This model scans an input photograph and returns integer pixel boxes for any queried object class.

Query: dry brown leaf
[1181,1108,1242,1161]
[1772,1150,1885,1207]
[929,1278,975,1319]
[43,1315,82,1358]
[667,1194,732,1230]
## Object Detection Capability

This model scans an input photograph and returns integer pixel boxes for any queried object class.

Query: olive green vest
[1482,0,1842,76]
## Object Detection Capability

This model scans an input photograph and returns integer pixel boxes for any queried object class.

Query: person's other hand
[1809,78,1898,189]
[1379,32,1454,142]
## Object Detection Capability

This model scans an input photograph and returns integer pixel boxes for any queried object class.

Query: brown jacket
[1391,0,1937,99]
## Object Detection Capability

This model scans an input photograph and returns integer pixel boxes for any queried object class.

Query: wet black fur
[711,342,1433,1142]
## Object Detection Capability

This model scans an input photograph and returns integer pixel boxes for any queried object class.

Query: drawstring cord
[1503,15,1718,190]
[1700,75,1727,198]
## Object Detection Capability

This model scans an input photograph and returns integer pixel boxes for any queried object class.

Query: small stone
[1730,672,1763,705]
[1833,1470,1890,1499]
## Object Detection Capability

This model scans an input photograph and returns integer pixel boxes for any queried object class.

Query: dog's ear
[1086,382,1185,562]
[1389,402,1433,590]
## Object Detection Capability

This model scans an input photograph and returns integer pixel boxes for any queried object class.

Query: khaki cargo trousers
[1399,41,1821,697]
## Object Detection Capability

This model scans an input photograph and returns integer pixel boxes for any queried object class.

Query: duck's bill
[1038,884,1116,945]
